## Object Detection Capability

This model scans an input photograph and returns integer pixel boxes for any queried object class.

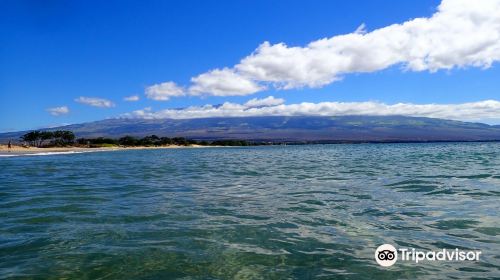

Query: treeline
[21,130,75,147]
[76,135,194,147]
[20,131,255,147]
[76,135,251,147]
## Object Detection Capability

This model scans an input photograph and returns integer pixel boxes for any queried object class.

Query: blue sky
[1,0,500,132]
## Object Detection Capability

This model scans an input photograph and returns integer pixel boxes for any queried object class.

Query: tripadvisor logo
[375,244,482,267]
[375,244,398,267]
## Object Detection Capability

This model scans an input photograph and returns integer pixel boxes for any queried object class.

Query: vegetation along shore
[6,130,255,150]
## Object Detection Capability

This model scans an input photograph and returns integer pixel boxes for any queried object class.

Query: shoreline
[2,141,499,157]
[0,144,212,157]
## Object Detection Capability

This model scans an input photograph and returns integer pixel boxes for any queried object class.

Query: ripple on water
[0,143,499,279]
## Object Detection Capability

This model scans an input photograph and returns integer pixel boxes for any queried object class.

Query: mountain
[2,116,500,143]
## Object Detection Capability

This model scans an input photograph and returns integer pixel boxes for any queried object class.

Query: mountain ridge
[1,115,500,143]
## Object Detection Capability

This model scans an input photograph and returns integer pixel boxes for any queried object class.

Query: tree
[139,135,160,146]
[60,131,75,145]
[52,130,63,145]
[40,131,54,147]
[118,136,138,146]
[159,137,172,145]
[20,130,74,147]
[172,137,187,146]
[21,131,41,147]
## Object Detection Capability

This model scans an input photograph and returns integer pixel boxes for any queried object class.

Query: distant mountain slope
[2,116,500,143]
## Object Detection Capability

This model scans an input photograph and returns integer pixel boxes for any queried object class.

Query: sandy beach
[0,144,207,156]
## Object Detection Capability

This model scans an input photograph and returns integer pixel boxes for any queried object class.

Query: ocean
[1,143,499,279]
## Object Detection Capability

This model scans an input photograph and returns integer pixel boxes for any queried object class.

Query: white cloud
[244,96,285,108]
[123,99,500,123]
[46,106,69,116]
[354,23,367,35]
[235,0,500,89]
[189,68,264,96]
[124,95,140,101]
[45,122,71,128]
[75,97,115,108]
[147,0,500,96]
[145,82,184,101]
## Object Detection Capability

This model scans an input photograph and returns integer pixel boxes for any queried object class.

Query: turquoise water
[1,143,499,279]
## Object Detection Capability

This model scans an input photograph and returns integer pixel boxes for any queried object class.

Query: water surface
[1,143,499,279]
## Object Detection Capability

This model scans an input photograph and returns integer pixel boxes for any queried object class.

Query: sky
[1,0,500,132]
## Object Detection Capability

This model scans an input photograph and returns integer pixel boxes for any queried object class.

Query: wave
[0,150,95,157]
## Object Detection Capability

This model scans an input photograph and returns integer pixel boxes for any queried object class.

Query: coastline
[3,141,499,157]
[0,144,210,157]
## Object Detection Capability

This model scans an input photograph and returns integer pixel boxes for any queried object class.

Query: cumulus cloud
[46,106,69,116]
[145,82,184,101]
[122,99,500,123]
[189,68,264,96]
[124,95,140,101]
[75,97,115,108]
[354,23,367,35]
[147,0,500,97]
[244,96,285,108]
[234,0,500,89]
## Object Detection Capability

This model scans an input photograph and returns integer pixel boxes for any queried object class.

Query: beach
[0,144,207,156]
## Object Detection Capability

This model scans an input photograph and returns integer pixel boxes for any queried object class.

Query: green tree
[21,131,41,147]
[118,136,138,146]
[40,131,54,147]
[60,131,75,145]
[138,135,163,146]
[159,137,172,145]
[172,137,187,146]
